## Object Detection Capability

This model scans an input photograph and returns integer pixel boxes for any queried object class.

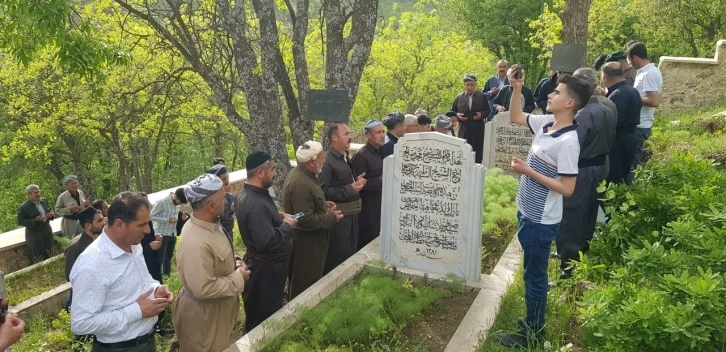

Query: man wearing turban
[282,141,343,300]
[55,175,90,239]
[351,120,386,250]
[172,173,251,352]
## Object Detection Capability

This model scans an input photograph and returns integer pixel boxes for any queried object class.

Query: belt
[181,287,235,304]
[578,154,607,168]
[94,331,154,348]
[63,216,79,220]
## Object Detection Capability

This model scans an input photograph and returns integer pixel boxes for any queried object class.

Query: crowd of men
[2,40,662,351]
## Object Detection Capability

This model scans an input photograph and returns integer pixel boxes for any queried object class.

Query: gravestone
[380,132,485,281]
[482,112,533,172]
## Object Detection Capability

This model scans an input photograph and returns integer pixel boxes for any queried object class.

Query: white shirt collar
[98,230,140,259]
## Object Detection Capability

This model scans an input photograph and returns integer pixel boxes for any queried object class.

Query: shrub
[576,154,726,351]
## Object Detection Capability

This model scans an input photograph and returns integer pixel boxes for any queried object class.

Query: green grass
[477,257,595,352]
[6,257,67,304]
[262,267,463,352]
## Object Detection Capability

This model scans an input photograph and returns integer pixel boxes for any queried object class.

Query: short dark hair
[174,187,188,204]
[81,210,102,227]
[108,192,151,225]
[602,63,624,78]
[592,54,608,71]
[625,40,640,48]
[558,75,591,112]
[627,42,648,60]
[327,123,343,143]
[91,199,107,210]
[213,157,225,165]
[417,115,432,125]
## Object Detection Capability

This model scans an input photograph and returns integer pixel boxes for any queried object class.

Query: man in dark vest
[451,74,491,163]
[236,151,298,332]
[17,184,55,264]
[351,120,386,250]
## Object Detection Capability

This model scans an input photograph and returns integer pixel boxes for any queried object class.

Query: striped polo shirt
[516,114,580,224]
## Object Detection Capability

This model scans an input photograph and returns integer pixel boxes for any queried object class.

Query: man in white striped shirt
[497,65,585,348]
[150,188,187,276]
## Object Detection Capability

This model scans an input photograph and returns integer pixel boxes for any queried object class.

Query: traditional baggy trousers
[242,262,287,333]
[324,215,359,275]
[556,164,608,274]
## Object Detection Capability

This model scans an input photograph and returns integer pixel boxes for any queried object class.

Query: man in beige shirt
[172,174,251,352]
[55,175,90,238]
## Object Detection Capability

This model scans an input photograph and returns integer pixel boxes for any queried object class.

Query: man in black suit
[17,184,55,264]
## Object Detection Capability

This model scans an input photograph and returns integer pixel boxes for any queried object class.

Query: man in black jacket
[451,74,491,163]
[488,68,536,121]
[17,184,55,264]
[603,62,642,184]
[236,151,298,332]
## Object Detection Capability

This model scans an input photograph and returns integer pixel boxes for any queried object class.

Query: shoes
[497,332,530,348]
[550,251,559,259]
[155,328,175,336]
[497,318,544,348]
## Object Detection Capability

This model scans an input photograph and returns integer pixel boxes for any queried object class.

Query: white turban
[63,175,78,186]
[296,141,323,163]
[184,173,223,203]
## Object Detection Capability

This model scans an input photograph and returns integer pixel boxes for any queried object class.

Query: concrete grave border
[224,235,522,352]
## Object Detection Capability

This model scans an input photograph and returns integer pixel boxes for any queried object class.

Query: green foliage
[12,310,92,352]
[0,0,129,81]
[448,0,550,85]
[6,257,66,303]
[264,268,453,351]
[350,4,494,126]
[481,168,519,272]
[576,154,726,351]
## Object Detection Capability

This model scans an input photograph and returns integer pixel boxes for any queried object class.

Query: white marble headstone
[482,112,533,172]
[380,132,485,281]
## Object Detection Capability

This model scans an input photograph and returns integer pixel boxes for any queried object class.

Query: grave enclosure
[228,132,523,352]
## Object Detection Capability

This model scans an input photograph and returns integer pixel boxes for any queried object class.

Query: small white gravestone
[482,112,533,172]
[380,132,485,281]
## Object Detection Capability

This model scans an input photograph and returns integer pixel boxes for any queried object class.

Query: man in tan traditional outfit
[283,141,343,300]
[172,174,251,352]
[55,175,89,238]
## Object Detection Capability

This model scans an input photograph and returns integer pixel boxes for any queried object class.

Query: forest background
[0,0,723,232]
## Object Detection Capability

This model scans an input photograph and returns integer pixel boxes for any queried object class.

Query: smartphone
[291,212,304,220]
[0,271,6,322]
[514,65,523,80]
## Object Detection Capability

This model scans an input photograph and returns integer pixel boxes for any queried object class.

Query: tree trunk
[559,0,593,66]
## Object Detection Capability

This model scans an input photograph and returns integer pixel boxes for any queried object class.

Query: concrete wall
[658,40,726,115]
[0,144,364,273]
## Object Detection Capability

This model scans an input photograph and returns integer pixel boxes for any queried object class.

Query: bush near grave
[481,102,726,352]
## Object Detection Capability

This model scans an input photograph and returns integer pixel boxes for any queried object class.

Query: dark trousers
[557,165,607,274]
[357,195,381,251]
[288,231,329,300]
[607,132,636,184]
[243,262,287,333]
[93,338,155,352]
[324,215,359,275]
[158,236,176,276]
[518,212,559,331]
[627,127,652,183]
[458,120,485,163]
[25,229,53,264]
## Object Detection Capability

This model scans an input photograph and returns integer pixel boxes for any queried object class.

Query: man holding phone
[236,151,298,333]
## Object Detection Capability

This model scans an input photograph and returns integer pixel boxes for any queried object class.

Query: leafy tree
[448,0,550,85]
[351,6,494,124]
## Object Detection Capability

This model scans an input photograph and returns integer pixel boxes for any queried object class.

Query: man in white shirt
[150,188,186,276]
[70,192,173,352]
[626,41,663,183]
